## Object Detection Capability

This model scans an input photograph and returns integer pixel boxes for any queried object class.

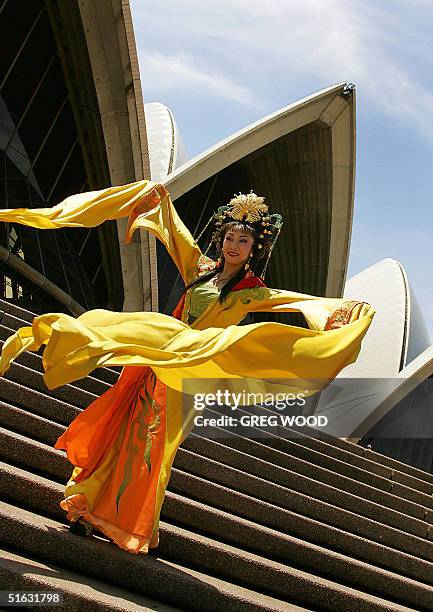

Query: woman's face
[222,227,254,266]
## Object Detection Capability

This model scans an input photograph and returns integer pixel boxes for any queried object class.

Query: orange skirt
[55,365,167,554]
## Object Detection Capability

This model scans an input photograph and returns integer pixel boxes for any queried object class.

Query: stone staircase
[1,298,433,611]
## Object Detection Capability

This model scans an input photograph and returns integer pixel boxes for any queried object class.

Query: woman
[0,180,374,554]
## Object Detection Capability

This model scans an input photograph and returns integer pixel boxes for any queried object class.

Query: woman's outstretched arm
[243,286,374,330]
[0,180,202,284]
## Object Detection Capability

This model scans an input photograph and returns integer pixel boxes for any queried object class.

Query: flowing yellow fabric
[0,307,373,393]
[0,177,374,386]
[0,179,375,554]
[0,181,201,283]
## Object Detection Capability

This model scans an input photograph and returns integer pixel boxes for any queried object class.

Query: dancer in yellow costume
[0,181,374,554]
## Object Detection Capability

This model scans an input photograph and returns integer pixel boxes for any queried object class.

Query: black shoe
[69,519,93,536]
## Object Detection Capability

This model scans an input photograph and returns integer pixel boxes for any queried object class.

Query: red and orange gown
[0,180,374,554]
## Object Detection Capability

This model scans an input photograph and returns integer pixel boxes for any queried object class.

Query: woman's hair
[185,221,261,302]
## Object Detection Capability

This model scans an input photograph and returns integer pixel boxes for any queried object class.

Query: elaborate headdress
[195,191,283,278]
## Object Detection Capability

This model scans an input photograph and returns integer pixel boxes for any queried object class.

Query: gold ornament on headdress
[227,192,268,223]
[194,190,283,279]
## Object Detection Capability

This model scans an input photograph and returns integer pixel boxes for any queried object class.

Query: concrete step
[0,501,417,611]
[0,426,68,483]
[0,377,80,426]
[1,299,432,610]
[2,375,433,531]
[3,360,97,410]
[280,430,433,495]
[207,405,433,496]
[0,401,64,446]
[189,428,433,509]
[2,414,433,570]
[2,410,432,549]
[290,424,433,487]
[2,460,433,607]
[168,467,433,571]
[0,501,299,612]
[0,299,46,324]
[176,446,433,541]
[181,436,433,524]
[0,547,180,611]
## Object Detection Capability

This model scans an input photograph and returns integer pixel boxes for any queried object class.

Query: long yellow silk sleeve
[0,180,375,398]
[0,179,202,283]
[244,287,372,331]
[0,307,374,396]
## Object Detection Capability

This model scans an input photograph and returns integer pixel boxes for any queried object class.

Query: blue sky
[130,0,433,338]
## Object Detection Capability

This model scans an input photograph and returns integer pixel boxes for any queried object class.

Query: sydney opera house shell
[0,0,150,314]
[1,0,432,473]
[158,82,357,316]
[315,259,433,471]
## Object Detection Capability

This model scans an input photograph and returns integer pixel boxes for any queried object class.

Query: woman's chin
[224,255,243,266]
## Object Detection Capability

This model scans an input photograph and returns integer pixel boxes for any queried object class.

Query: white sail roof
[163,82,357,298]
[314,258,432,439]
[144,102,188,182]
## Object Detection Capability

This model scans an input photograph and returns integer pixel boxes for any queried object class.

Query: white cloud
[138,51,263,109]
[131,0,433,142]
